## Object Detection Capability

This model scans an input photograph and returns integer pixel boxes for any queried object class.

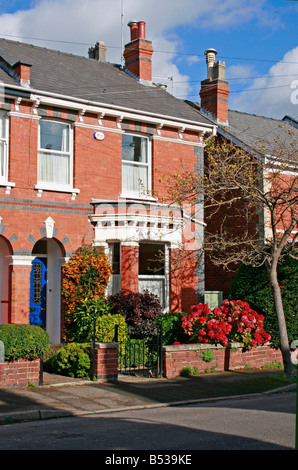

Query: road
[0,392,296,451]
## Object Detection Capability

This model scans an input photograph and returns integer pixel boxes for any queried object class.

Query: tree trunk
[268,265,294,377]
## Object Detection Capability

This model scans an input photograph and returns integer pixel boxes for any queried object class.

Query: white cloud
[230,46,298,120]
[226,64,256,81]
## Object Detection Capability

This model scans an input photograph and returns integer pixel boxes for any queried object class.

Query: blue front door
[30,257,47,328]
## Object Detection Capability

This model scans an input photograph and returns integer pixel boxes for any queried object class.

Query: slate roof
[186,101,298,156]
[0,38,212,127]
[227,109,298,155]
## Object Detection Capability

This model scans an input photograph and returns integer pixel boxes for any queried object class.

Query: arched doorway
[0,236,12,324]
[30,238,64,343]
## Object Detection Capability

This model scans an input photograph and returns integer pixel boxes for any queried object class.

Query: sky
[0,0,297,120]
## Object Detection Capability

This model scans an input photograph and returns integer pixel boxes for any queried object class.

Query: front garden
[1,244,296,385]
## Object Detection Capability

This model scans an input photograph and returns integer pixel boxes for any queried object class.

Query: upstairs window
[122,134,150,196]
[0,113,9,183]
[38,120,72,188]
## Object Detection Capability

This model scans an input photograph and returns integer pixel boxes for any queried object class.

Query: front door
[30,257,47,328]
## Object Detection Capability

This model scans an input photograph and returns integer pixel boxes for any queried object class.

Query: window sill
[119,192,157,202]
[0,181,16,194]
[139,275,165,279]
[34,184,80,200]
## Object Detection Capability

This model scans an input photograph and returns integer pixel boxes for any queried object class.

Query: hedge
[0,324,50,361]
[48,343,91,379]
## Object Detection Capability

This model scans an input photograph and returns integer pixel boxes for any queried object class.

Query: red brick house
[187,49,298,300]
[0,22,215,343]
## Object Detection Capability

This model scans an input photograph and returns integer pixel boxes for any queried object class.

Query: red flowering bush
[182,300,271,348]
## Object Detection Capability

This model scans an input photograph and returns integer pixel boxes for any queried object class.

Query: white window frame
[35,119,77,194]
[0,112,15,192]
[121,132,152,199]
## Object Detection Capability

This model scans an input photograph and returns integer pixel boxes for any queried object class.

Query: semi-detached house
[0,21,215,343]
[187,48,298,300]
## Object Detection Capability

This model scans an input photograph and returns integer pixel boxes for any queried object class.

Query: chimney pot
[138,21,146,39]
[204,48,217,60]
[204,48,217,79]
[128,21,139,41]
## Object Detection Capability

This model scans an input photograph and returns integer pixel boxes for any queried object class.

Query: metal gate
[116,327,163,378]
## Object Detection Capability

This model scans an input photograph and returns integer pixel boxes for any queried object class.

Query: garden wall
[0,358,41,387]
[162,343,283,378]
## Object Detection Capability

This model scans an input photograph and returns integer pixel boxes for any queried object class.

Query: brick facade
[0,100,207,342]
[0,29,214,343]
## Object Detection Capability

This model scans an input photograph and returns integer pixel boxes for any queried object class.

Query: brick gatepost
[93,342,119,382]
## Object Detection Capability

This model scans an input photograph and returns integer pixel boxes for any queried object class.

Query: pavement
[0,369,296,425]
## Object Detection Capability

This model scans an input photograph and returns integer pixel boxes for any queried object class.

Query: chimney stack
[199,49,230,125]
[88,41,107,62]
[123,21,153,83]
[14,61,31,87]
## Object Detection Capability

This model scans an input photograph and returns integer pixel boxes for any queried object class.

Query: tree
[162,130,297,377]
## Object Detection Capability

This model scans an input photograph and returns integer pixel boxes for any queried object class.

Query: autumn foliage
[61,245,112,342]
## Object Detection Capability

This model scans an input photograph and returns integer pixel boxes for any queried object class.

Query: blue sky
[0,0,297,119]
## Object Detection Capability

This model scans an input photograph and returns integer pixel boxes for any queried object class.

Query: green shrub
[50,343,91,379]
[180,366,193,377]
[69,295,127,344]
[201,349,214,362]
[44,315,127,378]
[43,343,65,373]
[0,324,49,361]
[71,297,112,343]
[180,366,200,377]
[96,314,127,343]
[161,312,189,345]
[229,257,298,347]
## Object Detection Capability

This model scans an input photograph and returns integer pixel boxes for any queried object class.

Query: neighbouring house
[187,48,298,300]
[0,21,216,343]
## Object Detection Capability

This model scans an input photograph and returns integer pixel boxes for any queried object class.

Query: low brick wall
[0,358,41,387]
[93,342,118,382]
[162,343,283,378]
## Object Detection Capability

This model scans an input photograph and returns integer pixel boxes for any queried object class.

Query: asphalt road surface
[0,391,296,451]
